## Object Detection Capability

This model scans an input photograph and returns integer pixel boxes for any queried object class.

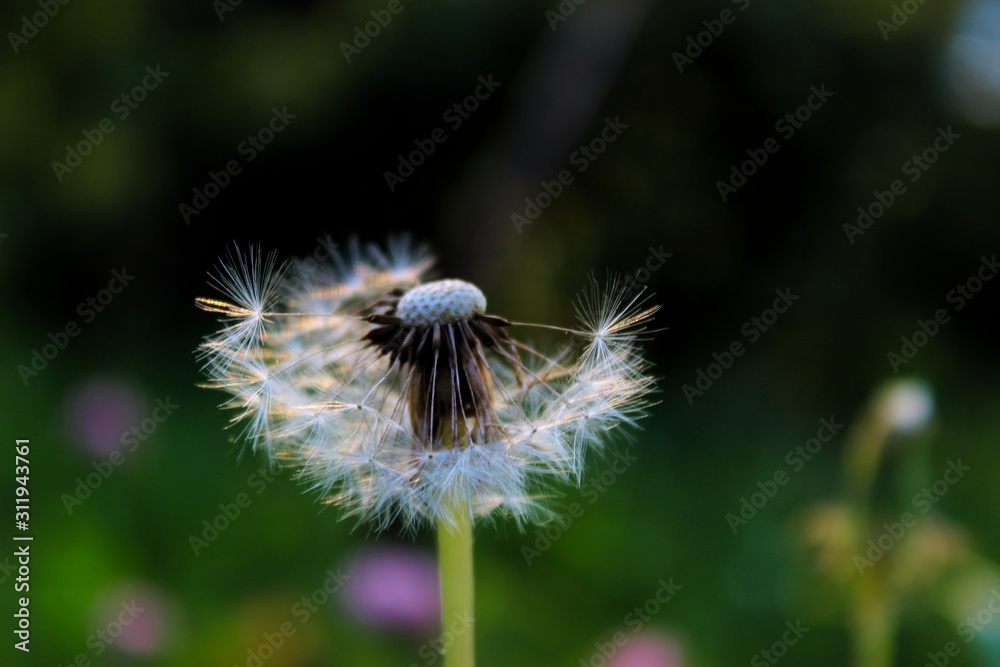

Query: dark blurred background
[3,0,1000,665]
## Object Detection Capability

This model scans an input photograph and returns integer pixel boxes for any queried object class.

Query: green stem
[850,565,898,667]
[843,401,896,667]
[437,503,475,667]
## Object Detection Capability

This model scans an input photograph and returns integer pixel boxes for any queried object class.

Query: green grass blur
[3,0,1000,665]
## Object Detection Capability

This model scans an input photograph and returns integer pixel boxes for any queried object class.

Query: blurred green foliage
[3,0,1000,665]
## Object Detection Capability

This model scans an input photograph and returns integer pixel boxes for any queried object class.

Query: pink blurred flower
[342,546,440,635]
[64,377,143,455]
[92,584,171,656]
[608,633,684,667]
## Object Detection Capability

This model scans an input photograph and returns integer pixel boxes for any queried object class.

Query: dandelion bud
[875,378,934,434]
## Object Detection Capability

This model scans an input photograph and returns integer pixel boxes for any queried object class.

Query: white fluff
[196,239,657,530]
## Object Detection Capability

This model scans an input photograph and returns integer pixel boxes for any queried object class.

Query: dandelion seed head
[196,238,658,530]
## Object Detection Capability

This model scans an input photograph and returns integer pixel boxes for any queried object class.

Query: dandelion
[195,237,658,667]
